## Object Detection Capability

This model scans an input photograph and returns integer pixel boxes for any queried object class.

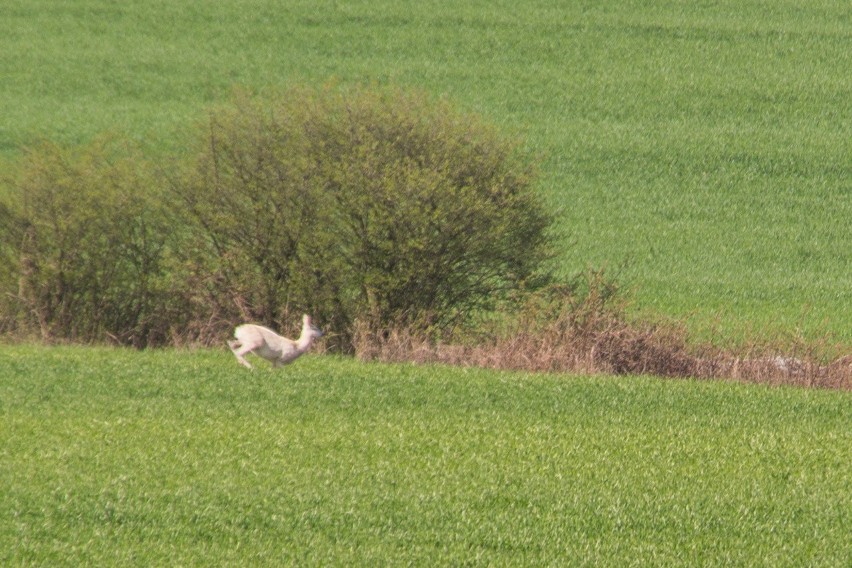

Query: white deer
[227,314,323,369]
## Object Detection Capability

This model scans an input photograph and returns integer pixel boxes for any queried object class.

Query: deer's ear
[303,314,311,325]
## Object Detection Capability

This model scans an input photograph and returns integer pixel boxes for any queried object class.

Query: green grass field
[1,0,850,342]
[1,346,849,565]
[2,5,849,563]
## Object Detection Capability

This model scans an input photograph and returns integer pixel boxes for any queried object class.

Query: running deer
[228,314,323,369]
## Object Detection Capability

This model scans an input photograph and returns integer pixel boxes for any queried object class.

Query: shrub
[0,138,174,346]
[175,86,554,345]
[322,87,553,329]
[0,85,554,349]
[171,88,345,344]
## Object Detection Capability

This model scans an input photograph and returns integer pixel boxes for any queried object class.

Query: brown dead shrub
[353,271,851,390]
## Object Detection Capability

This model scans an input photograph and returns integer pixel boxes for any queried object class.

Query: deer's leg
[228,339,254,369]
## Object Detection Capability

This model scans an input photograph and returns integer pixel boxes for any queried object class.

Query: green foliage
[1,346,850,565]
[0,139,174,345]
[323,87,552,328]
[175,86,553,343]
[0,86,552,347]
[172,89,340,340]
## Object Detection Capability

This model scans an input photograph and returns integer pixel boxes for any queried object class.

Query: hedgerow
[0,85,554,348]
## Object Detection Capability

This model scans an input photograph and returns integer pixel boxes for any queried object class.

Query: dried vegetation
[353,272,851,390]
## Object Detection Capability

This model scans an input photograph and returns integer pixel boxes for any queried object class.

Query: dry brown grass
[352,278,851,390]
[352,323,851,390]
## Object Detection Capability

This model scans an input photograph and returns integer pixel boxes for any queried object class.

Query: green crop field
[3,4,849,563]
[1,345,849,565]
[1,0,849,343]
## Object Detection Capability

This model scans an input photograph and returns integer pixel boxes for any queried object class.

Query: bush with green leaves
[176,86,554,344]
[0,85,554,348]
[0,138,174,346]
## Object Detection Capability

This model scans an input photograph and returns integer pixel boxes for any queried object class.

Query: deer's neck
[295,330,313,352]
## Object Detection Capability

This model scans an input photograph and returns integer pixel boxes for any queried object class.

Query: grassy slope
[1,346,849,565]
[1,0,850,341]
